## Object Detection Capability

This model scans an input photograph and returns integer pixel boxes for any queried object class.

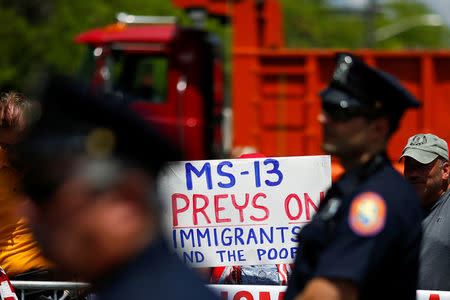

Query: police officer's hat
[15,76,180,205]
[320,53,420,125]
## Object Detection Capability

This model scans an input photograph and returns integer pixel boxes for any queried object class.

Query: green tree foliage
[0,0,448,92]
[281,0,365,48]
[375,0,450,49]
[281,0,450,49]
[0,0,183,91]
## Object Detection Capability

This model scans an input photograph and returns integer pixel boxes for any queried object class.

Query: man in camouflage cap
[401,133,450,291]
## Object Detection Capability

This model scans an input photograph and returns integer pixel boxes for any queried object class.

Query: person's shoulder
[439,189,450,211]
[357,164,421,218]
[364,164,417,198]
[98,239,219,300]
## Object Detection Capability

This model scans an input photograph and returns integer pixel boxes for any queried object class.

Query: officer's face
[319,109,373,160]
[22,164,152,280]
[403,157,449,206]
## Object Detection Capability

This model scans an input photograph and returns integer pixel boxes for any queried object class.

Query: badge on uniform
[348,191,387,237]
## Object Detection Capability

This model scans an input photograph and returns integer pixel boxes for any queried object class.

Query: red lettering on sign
[172,193,189,226]
[233,291,254,300]
[278,291,285,300]
[259,292,271,300]
[193,194,211,225]
[284,194,303,220]
[220,291,228,300]
[304,193,319,220]
[215,194,231,223]
[231,194,250,222]
[250,193,269,221]
[429,294,440,300]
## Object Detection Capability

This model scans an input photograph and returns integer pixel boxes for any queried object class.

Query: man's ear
[441,161,449,181]
[370,117,390,143]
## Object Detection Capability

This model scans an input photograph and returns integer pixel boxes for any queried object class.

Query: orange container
[231,50,450,178]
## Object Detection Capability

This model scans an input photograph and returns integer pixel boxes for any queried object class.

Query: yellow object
[0,147,50,276]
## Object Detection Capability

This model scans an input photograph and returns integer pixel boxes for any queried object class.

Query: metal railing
[11,281,92,300]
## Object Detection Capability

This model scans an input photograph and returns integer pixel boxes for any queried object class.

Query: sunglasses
[322,102,380,122]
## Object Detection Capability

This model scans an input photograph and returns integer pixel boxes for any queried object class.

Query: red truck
[75,0,450,178]
[76,14,224,160]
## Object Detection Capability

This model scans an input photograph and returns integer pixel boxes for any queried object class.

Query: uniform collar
[334,152,389,197]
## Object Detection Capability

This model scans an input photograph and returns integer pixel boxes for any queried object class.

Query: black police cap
[16,76,181,204]
[320,53,420,121]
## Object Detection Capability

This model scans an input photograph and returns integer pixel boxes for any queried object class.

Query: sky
[331,0,450,24]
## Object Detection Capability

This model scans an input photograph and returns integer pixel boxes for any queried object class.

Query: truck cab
[75,13,224,160]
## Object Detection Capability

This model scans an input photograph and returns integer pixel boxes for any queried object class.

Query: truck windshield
[110,51,168,103]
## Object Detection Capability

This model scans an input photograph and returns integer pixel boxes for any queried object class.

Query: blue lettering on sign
[260,227,274,244]
[195,251,205,262]
[279,248,288,259]
[237,249,246,262]
[173,230,177,249]
[217,161,236,188]
[256,247,299,261]
[216,250,246,263]
[291,226,301,242]
[180,229,195,248]
[213,228,219,246]
[268,248,277,260]
[235,227,245,245]
[254,159,284,188]
[275,227,289,243]
[257,249,266,261]
[291,247,297,258]
[186,158,284,190]
[264,159,283,186]
[254,161,261,187]
[185,162,212,190]
[183,251,204,263]
[197,229,211,247]
[216,250,226,263]
[227,250,237,261]
[221,228,232,246]
[247,228,258,245]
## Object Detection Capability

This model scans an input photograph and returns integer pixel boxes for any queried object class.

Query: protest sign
[207,285,450,300]
[157,156,331,267]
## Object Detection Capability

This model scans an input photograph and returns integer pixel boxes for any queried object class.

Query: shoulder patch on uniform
[348,191,387,237]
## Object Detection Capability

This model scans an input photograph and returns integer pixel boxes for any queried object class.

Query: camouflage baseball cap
[399,133,449,164]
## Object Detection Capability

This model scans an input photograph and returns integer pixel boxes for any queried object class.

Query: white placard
[157,156,331,267]
[207,285,450,300]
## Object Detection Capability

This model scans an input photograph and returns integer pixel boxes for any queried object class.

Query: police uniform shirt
[419,189,450,291]
[285,154,422,300]
[95,237,219,300]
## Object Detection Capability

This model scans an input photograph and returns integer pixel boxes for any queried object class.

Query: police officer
[13,78,219,300]
[284,53,422,300]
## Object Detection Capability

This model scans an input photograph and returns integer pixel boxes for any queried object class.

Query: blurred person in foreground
[400,133,450,291]
[284,53,422,300]
[0,92,52,280]
[13,78,219,300]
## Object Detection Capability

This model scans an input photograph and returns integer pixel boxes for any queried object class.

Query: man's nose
[318,112,330,124]
[404,166,420,178]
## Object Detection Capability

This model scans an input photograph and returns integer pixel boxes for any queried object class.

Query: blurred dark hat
[15,76,181,204]
[320,53,420,123]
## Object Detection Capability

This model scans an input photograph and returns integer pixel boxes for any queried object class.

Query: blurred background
[1,0,450,92]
